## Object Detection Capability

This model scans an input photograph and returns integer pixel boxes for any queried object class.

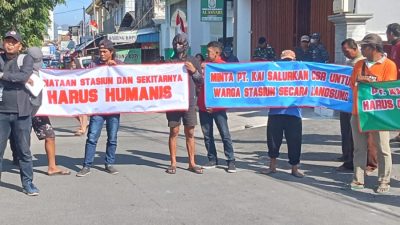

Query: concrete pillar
[328,13,373,64]
[234,0,251,61]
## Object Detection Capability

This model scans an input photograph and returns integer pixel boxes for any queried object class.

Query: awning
[136,28,159,43]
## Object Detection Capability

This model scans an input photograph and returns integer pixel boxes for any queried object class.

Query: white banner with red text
[36,63,189,116]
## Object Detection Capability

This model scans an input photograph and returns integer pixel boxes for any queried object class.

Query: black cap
[4,31,22,42]
[99,39,114,51]
[310,32,320,40]
[258,37,266,45]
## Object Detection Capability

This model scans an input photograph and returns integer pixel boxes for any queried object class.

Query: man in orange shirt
[349,34,397,193]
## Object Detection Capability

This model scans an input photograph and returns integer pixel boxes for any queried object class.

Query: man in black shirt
[0,31,39,196]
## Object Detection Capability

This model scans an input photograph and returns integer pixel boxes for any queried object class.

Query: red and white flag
[90,20,98,32]
[176,12,186,33]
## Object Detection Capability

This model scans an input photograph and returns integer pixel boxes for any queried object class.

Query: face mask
[174,43,186,54]
[310,39,317,44]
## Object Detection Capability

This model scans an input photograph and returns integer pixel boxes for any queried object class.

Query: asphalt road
[1,111,399,225]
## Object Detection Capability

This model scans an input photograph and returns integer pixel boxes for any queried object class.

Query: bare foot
[47,167,71,176]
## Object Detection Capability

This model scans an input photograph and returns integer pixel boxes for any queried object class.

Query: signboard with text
[107,31,138,43]
[116,49,142,64]
[204,61,353,112]
[357,80,400,131]
[201,0,223,22]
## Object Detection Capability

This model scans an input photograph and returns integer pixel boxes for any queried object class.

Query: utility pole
[82,6,85,38]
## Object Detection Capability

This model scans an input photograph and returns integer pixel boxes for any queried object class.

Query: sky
[54,0,92,26]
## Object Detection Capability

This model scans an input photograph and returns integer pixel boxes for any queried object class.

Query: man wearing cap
[349,33,397,193]
[76,39,123,177]
[252,36,276,61]
[337,38,377,173]
[0,31,39,195]
[262,50,304,178]
[294,35,312,61]
[308,32,329,63]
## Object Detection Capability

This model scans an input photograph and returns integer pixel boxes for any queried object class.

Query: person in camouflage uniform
[253,37,276,61]
[308,33,329,63]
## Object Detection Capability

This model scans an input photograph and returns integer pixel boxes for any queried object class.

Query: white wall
[125,0,135,13]
[356,0,400,39]
[234,0,251,61]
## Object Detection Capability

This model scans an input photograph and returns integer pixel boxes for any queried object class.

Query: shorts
[32,116,55,140]
[166,106,197,127]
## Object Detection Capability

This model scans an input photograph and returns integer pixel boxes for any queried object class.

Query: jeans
[199,110,235,162]
[267,115,302,165]
[0,113,33,187]
[83,114,120,167]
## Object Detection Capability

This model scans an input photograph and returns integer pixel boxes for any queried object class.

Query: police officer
[308,32,329,63]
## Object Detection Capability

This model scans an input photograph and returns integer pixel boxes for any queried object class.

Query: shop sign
[108,32,138,43]
[201,0,223,22]
[116,49,141,64]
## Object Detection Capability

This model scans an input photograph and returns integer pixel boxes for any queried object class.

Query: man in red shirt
[198,41,236,173]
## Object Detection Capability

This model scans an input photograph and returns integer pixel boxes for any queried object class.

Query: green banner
[116,49,141,64]
[357,80,400,132]
[201,0,223,22]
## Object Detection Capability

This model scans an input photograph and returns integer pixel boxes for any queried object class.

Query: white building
[45,10,55,41]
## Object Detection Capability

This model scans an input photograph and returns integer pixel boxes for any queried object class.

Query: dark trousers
[0,113,33,187]
[267,115,302,165]
[340,112,378,170]
[199,110,235,163]
[340,112,354,168]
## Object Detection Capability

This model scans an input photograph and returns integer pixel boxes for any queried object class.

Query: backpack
[17,53,43,115]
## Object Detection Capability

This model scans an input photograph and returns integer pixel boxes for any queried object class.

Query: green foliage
[0,0,65,47]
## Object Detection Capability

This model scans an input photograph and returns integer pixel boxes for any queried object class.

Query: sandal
[375,183,390,194]
[165,166,176,174]
[291,170,305,178]
[47,170,71,176]
[350,181,364,190]
[188,165,203,174]
[260,168,276,175]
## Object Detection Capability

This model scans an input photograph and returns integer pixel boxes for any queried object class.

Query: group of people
[1,23,400,196]
[245,25,400,194]
[338,23,400,193]
[253,32,329,63]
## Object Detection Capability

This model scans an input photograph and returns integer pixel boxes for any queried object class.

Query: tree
[0,0,65,46]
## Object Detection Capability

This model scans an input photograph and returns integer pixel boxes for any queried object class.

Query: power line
[54,8,83,15]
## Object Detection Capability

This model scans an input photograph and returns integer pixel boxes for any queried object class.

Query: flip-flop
[165,166,176,174]
[187,165,203,174]
[47,170,71,176]
[349,181,364,190]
